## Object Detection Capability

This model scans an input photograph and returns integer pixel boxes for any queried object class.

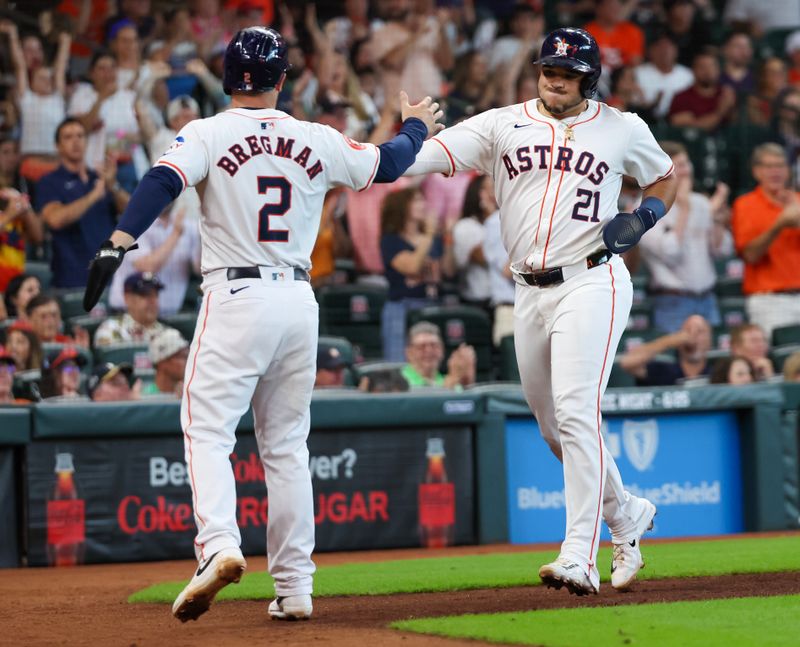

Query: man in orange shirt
[731,143,800,339]
[585,0,644,73]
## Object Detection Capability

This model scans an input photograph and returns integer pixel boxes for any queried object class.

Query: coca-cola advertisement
[25,428,474,565]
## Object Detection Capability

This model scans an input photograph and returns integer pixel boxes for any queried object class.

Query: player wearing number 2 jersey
[405,28,676,596]
[80,27,443,622]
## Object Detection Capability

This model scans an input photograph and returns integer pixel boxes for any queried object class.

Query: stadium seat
[618,329,661,354]
[714,277,744,298]
[56,289,89,321]
[13,369,42,401]
[498,335,520,382]
[350,361,405,387]
[770,344,800,373]
[772,325,800,347]
[317,284,387,360]
[318,335,355,366]
[627,301,653,331]
[714,256,744,281]
[718,297,748,329]
[94,342,151,375]
[407,305,493,381]
[160,312,198,342]
[24,261,52,290]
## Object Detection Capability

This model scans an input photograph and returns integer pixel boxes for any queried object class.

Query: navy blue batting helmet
[223,27,290,95]
[536,28,601,99]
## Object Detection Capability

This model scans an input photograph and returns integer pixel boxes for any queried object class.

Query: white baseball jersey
[406,99,673,270]
[154,107,381,273]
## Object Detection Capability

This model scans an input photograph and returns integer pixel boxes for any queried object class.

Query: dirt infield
[3,542,800,647]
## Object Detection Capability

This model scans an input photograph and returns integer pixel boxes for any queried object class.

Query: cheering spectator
[380,188,446,361]
[664,0,713,68]
[108,205,200,316]
[105,0,157,45]
[729,323,775,380]
[482,185,516,346]
[452,174,492,307]
[710,356,756,385]
[0,136,25,192]
[144,327,188,397]
[314,341,348,389]
[731,143,800,338]
[2,273,40,321]
[0,188,43,292]
[1,23,70,183]
[786,32,800,88]
[68,51,146,191]
[487,4,544,73]
[724,0,800,39]
[669,47,736,132]
[402,321,476,389]
[638,141,733,333]
[0,345,26,404]
[39,346,87,399]
[369,0,453,104]
[95,272,172,346]
[37,118,128,289]
[3,321,43,371]
[772,89,800,180]
[88,361,140,402]
[26,294,89,347]
[109,20,148,91]
[584,0,644,75]
[447,51,494,125]
[620,314,713,386]
[605,65,653,120]
[720,31,755,97]
[634,32,694,121]
[747,57,789,127]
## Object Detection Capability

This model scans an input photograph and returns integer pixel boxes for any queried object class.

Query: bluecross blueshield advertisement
[506,412,744,542]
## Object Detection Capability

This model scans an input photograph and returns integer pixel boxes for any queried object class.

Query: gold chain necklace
[563,101,588,142]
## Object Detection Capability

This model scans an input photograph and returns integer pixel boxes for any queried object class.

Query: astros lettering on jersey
[407,99,673,270]
[155,108,381,273]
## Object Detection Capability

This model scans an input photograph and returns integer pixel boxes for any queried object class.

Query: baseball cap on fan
[44,346,87,371]
[124,272,165,295]
[88,362,134,397]
[317,343,346,371]
[149,328,189,365]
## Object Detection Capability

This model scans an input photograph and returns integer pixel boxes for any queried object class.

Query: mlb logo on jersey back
[164,136,185,155]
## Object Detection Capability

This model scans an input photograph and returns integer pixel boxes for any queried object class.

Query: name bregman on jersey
[215,135,323,180]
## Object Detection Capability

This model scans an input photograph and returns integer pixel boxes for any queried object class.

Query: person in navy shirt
[36,118,129,288]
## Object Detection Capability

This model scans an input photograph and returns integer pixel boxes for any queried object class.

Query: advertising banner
[0,449,19,567]
[506,412,744,542]
[25,427,474,565]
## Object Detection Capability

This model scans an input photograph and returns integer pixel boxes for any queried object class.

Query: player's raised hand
[400,91,445,138]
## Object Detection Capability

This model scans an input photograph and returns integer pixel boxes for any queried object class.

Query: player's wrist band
[639,196,666,221]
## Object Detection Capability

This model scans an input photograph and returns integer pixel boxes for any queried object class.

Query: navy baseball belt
[518,249,611,287]
[227,266,310,282]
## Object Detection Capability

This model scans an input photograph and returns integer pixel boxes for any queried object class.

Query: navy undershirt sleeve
[374,117,428,183]
[116,165,184,239]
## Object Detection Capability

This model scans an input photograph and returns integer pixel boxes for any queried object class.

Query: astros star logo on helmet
[554,37,570,56]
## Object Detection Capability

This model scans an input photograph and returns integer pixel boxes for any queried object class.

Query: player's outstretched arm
[82,166,183,311]
[602,174,677,254]
[372,91,445,184]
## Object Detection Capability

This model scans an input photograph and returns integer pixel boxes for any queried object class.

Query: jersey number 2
[571,189,600,222]
[257,176,292,242]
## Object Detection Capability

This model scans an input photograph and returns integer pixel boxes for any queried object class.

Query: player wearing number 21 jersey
[405,28,676,597]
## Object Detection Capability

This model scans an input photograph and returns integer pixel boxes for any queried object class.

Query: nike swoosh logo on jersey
[230,286,250,295]
[513,124,533,129]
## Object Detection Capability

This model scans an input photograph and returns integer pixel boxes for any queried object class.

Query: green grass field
[392,595,800,647]
[129,534,800,604]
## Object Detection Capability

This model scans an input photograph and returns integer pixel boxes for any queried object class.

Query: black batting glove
[602,206,658,254]
[83,240,134,312]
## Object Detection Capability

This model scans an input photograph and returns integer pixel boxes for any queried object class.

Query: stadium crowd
[1,0,800,404]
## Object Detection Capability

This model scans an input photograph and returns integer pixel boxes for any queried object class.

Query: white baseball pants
[514,255,642,589]
[180,268,318,597]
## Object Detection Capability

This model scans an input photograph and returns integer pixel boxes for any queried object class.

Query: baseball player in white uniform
[405,28,676,595]
[82,27,442,621]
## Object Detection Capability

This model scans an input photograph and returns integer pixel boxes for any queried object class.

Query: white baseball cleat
[611,499,657,591]
[539,558,598,596]
[172,547,247,622]
[268,594,313,620]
